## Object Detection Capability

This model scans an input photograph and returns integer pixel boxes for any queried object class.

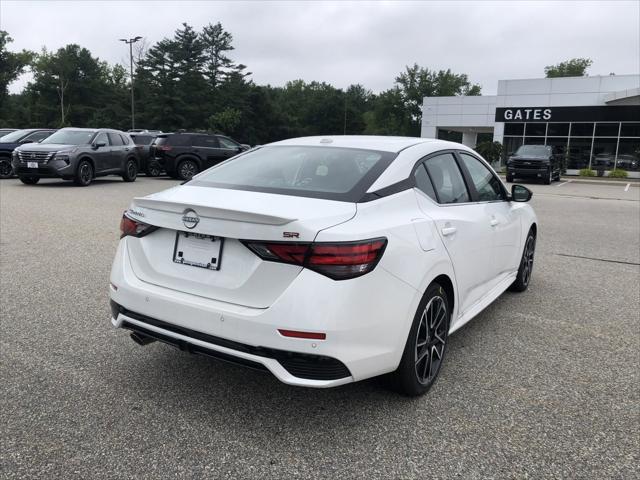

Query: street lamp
[119,36,142,130]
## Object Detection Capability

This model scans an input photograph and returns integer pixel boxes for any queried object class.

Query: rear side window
[190,145,396,202]
[108,133,124,146]
[193,135,219,148]
[166,135,191,147]
[414,164,437,202]
[120,134,132,145]
[424,153,469,204]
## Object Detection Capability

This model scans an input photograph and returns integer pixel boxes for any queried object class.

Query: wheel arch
[78,155,95,170]
[431,274,455,318]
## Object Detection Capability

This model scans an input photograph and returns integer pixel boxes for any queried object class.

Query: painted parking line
[624,183,630,192]
[556,180,571,187]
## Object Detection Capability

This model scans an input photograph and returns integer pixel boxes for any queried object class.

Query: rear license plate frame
[172,231,224,271]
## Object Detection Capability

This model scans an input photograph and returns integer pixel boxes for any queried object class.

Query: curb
[498,176,640,187]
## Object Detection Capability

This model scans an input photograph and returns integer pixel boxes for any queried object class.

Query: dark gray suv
[13,128,140,186]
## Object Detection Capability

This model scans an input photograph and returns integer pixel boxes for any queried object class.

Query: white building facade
[421,74,640,176]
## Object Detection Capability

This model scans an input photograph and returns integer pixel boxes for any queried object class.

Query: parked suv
[0,128,56,179]
[13,128,140,186]
[506,144,562,184]
[151,133,250,180]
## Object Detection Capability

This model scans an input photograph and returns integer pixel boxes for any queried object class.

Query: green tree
[0,31,34,116]
[544,58,592,78]
[393,64,481,135]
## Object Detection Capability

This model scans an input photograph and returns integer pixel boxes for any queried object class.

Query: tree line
[1,21,593,146]
[0,23,483,145]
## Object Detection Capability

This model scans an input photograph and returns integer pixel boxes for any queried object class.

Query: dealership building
[421,74,640,176]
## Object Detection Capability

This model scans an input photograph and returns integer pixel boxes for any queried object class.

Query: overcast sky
[1,1,639,95]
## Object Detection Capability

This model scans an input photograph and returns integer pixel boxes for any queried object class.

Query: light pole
[119,36,142,130]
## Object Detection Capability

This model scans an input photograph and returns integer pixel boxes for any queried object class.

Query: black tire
[177,159,199,181]
[554,170,561,181]
[543,168,552,185]
[506,173,513,183]
[0,158,13,179]
[74,160,93,186]
[146,163,161,177]
[122,158,138,182]
[387,282,450,396]
[19,176,40,185]
[509,230,536,292]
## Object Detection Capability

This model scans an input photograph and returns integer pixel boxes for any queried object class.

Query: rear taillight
[242,238,387,280]
[120,213,158,238]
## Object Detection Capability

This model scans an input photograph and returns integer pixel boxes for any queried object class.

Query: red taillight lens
[242,238,387,280]
[120,213,157,238]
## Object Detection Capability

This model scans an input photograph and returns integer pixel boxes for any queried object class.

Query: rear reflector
[242,238,387,280]
[278,329,326,340]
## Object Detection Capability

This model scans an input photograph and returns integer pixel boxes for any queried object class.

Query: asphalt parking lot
[1,176,639,479]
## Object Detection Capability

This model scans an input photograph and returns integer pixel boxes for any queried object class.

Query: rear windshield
[515,145,551,157]
[41,130,96,145]
[189,145,396,202]
[132,134,153,145]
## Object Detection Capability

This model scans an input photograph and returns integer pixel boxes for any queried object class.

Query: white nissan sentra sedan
[109,136,537,396]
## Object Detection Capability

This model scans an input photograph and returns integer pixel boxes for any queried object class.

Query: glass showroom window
[617,122,640,171]
[567,123,595,169]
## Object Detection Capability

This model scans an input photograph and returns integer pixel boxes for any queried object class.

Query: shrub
[474,141,503,164]
[608,169,628,178]
[579,168,596,177]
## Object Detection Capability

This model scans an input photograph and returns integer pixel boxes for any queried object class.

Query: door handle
[490,218,499,227]
[441,227,457,236]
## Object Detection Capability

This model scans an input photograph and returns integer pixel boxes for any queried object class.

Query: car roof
[268,135,442,153]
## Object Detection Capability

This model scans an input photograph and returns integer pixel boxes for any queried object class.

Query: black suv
[13,128,140,186]
[151,133,249,180]
[506,145,562,184]
[0,128,56,178]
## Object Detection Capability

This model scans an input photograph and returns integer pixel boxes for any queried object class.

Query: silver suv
[13,127,140,187]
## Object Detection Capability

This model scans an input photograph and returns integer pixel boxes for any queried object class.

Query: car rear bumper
[109,238,419,387]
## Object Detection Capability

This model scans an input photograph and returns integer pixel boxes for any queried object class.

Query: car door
[414,152,496,317]
[457,151,521,286]
[91,132,112,174]
[107,133,127,172]
[192,135,224,169]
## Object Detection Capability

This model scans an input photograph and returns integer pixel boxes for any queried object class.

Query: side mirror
[511,184,532,202]
[508,151,514,157]
[93,142,106,149]
[19,139,34,144]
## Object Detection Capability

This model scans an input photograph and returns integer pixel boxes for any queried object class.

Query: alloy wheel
[521,235,535,286]
[80,164,91,184]
[415,295,447,385]
[127,161,137,179]
[179,161,197,180]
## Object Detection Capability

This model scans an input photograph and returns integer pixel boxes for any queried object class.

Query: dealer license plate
[27,162,38,169]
